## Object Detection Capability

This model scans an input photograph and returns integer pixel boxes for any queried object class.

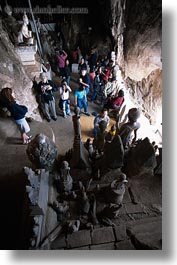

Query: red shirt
[89,72,96,83]
[103,69,111,82]
[112,96,124,107]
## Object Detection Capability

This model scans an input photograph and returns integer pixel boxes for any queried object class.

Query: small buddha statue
[18,12,34,45]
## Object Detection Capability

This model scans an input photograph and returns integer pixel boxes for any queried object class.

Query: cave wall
[0,19,41,121]
[124,0,162,79]
[109,0,162,125]
[60,12,113,57]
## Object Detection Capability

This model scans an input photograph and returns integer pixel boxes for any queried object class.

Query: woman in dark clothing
[64,59,71,85]
[78,58,87,74]
[91,71,102,102]
[0,87,32,144]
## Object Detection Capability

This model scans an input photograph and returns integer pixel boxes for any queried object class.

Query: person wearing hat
[37,72,57,122]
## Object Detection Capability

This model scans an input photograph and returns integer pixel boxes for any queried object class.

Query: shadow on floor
[5,137,22,145]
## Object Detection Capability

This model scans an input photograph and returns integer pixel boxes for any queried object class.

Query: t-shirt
[59,86,71,100]
[74,89,87,99]
[57,54,67,68]
[80,74,91,86]
[112,96,124,107]
[94,115,110,127]
[104,82,114,97]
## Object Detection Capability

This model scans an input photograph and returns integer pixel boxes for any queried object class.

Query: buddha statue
[18,12,34,45]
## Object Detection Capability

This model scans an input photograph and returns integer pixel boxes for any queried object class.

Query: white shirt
[59,85,71,100]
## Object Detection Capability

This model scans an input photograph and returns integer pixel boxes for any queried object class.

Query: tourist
[93,109,110,138]
[74,84,90,116]
[56,50,68,78]
[104,89,125,111]
[58,80,72,118]
[37,72,57,122]
[79,69,91,94]
[101,77,116,106]
[0,87,32,144]
[78,58,87,74]
[63,59,71,86]
[91,71,102,102]
[88,47,97,73]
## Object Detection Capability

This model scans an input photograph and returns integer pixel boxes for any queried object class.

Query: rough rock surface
[0,18,41,121]
[26,133,58,170]
[108,0,162,125]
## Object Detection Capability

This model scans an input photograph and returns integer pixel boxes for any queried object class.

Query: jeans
[93,126,99,138]
[77,98,88,113]
[85,86,90,95]
[65,76,71,86]
[62,100,71,117]
[91,90,99,101]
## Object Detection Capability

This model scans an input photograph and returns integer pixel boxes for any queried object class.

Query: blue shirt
[74,89,86,99]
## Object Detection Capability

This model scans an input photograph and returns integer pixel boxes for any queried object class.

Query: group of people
[0,46,141,148]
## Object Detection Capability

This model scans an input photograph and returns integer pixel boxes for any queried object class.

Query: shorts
[16,118,30,134]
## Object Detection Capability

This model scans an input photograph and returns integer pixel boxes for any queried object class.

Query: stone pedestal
[15,45,37,65]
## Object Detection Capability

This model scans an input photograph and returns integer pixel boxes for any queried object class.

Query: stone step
[24,61,41,79]
[126,216,162,249]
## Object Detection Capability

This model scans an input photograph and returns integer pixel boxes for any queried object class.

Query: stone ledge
[126,216,162,250]
[72,246,90,250]
[115,240,136,250]
[124,203,144,214]
[90,242,115,250]
[50,234,67,249]
[67,230,91,249]
[91,227,115,245]
[114,224,127,242]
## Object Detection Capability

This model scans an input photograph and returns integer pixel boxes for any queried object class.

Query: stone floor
[0,73,162,250]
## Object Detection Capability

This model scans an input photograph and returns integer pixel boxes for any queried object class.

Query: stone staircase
[50,216,162,250]
[24,60,41,80]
